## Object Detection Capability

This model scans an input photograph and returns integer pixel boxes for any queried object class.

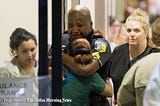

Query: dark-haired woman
[0,27,38,77]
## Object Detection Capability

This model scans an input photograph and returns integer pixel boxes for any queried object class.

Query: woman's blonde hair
[125,8,153,46]
[125,8,150,32]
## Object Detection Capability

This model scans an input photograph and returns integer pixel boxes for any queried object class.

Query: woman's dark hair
[10,27,37,56]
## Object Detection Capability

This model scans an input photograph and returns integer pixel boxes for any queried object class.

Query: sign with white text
[0,77,38,106]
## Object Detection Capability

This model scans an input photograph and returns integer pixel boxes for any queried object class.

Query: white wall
[80,0,95,29]
[0,0,38,62]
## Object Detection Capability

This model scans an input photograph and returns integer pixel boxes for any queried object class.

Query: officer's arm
[62,53,100,76]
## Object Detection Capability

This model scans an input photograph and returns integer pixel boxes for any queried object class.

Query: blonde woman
[117,17,160,106]
[106,8,160,105]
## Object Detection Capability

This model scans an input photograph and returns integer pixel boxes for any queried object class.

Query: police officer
[62,5,111,106]
[62,5,111,79]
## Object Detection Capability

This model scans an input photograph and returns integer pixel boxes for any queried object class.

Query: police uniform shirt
[62,30,111,80]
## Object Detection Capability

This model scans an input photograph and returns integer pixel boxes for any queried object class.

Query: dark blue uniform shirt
[62,30,111,80]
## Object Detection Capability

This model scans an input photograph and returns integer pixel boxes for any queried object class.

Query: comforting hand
[74,54,93,65]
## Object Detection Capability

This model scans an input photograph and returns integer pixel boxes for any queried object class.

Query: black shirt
[107,43,160,99]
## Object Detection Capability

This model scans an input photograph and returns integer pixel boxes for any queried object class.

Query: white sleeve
[143,62,160,106]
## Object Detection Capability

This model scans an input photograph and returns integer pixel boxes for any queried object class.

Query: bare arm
[100,78,113,97]
[62,53,100,76]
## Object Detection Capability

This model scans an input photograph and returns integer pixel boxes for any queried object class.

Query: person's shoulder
[116,43,128,49]
[93,31,104,38]
[91,31,110,47]
[0,61,13,68]
[146,52,160,58]
[0,61,19,71]
[62,33,69,38]
[62,33,69,41]
[137,52,160,65]
[129,53,160,75]
[150,47,160,53]
[0,61,20,77]
[62,33,69,45]
[112,43,128,53]
[134,53,160,88]
[144,53,160,64]
[92,30,108,41]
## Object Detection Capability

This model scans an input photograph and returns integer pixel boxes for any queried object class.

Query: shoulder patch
[93,30,103,38]
[94,41,107,52]
[92,52,100,59]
